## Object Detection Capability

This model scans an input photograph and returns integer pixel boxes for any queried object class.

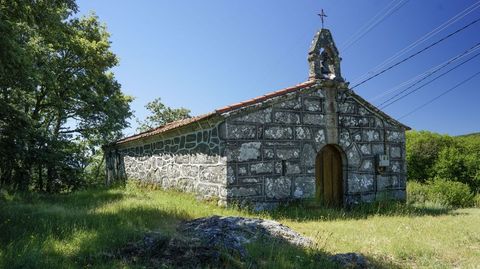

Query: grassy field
[1,184,479,268]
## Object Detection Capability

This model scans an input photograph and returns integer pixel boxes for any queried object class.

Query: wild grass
[1,184,479,268]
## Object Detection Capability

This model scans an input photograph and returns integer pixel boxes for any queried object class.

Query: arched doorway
[315,145,343,206]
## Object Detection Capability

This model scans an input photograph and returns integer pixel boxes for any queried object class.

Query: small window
[281,160,287,176]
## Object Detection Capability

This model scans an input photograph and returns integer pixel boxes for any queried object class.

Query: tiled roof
[215,80,316,113]
[115,113,216,145]
[113,80,316,145]
[112,79,409,146]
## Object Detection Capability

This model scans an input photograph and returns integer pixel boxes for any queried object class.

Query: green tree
[406,131,480,193]
[405,131,454,181]
[0,0,132,191]
[137,98,191,132]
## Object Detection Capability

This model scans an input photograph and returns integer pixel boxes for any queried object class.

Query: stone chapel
[104,28,410,209]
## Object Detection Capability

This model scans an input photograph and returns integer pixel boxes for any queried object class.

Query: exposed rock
[330,252,369,269]
[118,216,313,268]
[180,216,312,257]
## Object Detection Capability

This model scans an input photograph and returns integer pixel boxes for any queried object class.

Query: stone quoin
[103,28,410,209]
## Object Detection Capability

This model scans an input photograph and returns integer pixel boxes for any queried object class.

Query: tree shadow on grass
[72,210,402,269]
[0,190,191,269]
[0,189,408,268]
[262,200,458,222]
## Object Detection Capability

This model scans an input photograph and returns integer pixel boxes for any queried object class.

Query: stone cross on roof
[318,9,327,29]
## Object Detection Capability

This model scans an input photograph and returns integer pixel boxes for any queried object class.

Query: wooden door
[316,145,343,206]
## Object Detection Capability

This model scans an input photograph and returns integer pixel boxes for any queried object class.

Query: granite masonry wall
[337,90,407,204]
[105,123,229,205]
[220,85,326,209]
[105,83,406,209]
[220,83,406,208]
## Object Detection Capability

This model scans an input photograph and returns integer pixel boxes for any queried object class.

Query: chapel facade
[104,28,410,209]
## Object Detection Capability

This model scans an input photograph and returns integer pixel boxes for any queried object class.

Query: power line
[380,50,480,109]
[350,17,480,89]
[351,1,480,84]
[398,70,480,120]
[370,44,480,101]
[341,0,409,51]
[378,42,480,108]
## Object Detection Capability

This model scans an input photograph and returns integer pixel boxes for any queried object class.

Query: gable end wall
[221,84,406,209]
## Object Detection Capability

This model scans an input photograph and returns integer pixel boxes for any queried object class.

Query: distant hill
[457,132,480,138]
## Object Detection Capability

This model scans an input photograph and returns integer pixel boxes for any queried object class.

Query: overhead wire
[379,50,480,109]
[377,42,480,107]
[351,0,480,84]
[350,17,480,89]
[370,44,480,101]
[398,70,480,120]
[341,0,409,52]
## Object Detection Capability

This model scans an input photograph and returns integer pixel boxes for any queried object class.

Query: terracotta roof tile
[215,80,315,114]
[110,79,411,146]
[112,80,316,145]
[116,113,216,145]
[110,79,410,146]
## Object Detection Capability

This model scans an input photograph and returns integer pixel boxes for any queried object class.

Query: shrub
[427,179,474,207]
[407,181,430,204]
[474,194,480,208]
[407,179,474,208]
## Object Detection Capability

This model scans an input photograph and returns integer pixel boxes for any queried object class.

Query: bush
[406,131,480,192]
[407,179,474,208]
[407,181,430,204]
[474,195,480,208]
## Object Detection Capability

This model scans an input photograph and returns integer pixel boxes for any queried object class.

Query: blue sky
[77,0,480,136]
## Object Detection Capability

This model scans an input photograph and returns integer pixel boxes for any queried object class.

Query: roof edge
[215,80,316,114]
[105,79,410,148]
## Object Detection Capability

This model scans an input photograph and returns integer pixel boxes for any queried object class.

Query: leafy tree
[0,0,132,191]
[406,130,480,193]
[137,98,191,132]
[406,131,454,181]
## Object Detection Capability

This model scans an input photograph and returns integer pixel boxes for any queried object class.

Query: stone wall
[105,83,406,209]
[337,90,407,204]
[221,85,327,209]
[221,83,406,208]
[106,123,228,205]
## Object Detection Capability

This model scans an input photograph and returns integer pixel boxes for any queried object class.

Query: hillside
[456,132,480,138]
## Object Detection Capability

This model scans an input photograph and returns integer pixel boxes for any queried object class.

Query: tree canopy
[0,0,132,192]
[406,130,480,193]
[137,98,191,132]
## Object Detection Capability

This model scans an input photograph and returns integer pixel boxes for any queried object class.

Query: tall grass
[1,184,479,268]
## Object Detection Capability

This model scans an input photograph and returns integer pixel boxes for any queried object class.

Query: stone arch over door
[315,144,345,206]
